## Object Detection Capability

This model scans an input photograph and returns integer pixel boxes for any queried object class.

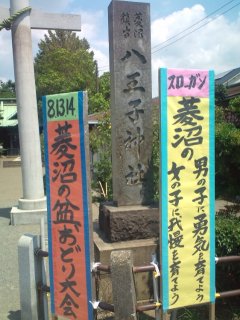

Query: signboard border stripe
[209,70,216,302]
[42,95,55,314]
[160,68,169,311]
[78,91,93,319]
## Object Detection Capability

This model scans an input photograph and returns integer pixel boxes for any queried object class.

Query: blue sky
[1,0,240,96]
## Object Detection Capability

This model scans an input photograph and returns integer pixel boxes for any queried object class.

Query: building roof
[0,98,107,128]
[0,99,18,127]
[88,112,108,124]
[215,67,240,87]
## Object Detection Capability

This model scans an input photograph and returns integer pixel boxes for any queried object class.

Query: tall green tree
[0,80,15,98]
[98,72,110,101]
[89,72,110,114]
[34,30,98,98]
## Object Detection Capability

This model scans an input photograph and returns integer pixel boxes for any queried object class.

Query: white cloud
[78,10,105,40]
[26,0,75,13]
[0,0,75,15]
[92,47,109,75]
[151,4,240,96]
[77,10,109,74]
[152,5,205,44]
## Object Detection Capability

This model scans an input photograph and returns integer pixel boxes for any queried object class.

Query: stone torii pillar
[0,0,81,224]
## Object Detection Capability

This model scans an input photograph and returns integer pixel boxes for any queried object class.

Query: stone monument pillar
[99,0,158,242]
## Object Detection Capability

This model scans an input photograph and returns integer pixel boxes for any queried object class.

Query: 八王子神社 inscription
[109,0,153,206]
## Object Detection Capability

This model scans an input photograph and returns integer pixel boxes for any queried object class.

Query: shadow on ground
[7,310,21,320]
[0,207,11,219]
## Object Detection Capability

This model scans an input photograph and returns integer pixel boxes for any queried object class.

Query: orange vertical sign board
[43,92,93,319]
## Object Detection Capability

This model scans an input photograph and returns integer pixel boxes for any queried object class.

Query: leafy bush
[216,204,240,256]
[229,97,240,116]
[216,204,240,296]
[92,153,113,200]
[215,107,240,198]
[89,110,112,200]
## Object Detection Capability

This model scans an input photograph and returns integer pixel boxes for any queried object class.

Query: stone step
[3,160,21,167]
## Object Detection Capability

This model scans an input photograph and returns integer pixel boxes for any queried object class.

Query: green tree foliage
[216,204,240,256]
[215,204,240,299]
[229,96,240,115]
[215,84,240,199]
[98,72,110,101]
[0,80,15,98]
[36,30,90,53]
[89,110,112,199]
[215,84,227,107]
[88,72,110,114]
[89,72,112,198]
[34,30,98,98]
[35,31,102,163]
[215,107,240,198]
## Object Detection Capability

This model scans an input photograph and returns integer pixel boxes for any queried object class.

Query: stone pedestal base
[94,226,158,304]
[11,197,47,225]
[18,197,46,210]
[99,202,159,242]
